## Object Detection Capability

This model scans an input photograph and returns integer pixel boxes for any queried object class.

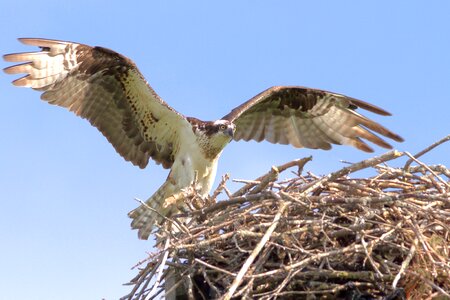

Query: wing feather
[223,86,403,152]
[4,38,191,168]
[251,112,266,142]
[291,117,328,149]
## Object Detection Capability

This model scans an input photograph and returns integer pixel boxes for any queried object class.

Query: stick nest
[123,137,450,300]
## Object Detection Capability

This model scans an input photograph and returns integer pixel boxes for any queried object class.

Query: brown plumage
[222,86,403,152]
[4,38,403,240]
[4,38,184,169]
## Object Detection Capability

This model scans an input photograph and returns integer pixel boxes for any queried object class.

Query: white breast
[170,131,222,196]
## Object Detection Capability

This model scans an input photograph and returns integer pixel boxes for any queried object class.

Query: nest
[122,136,450,300]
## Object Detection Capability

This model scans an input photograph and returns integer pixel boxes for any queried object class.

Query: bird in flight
[4,38,403,239]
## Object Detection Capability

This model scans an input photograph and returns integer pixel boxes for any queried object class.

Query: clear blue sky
[1,1,449,299]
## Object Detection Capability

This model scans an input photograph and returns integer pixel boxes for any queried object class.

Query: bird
[4,38,403,240]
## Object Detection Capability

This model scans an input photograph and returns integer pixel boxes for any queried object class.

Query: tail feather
[128,181,178,240]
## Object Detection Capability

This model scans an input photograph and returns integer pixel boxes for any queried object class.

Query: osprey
[4,38,403,239]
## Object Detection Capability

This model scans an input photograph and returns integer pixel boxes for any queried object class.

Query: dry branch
[123,137,450,300]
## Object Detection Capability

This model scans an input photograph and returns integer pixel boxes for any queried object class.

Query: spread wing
[222,86,403,152]
[4,38,191,169]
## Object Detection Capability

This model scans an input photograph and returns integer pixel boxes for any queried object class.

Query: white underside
[170,133,220,195]
[130,125,227,239]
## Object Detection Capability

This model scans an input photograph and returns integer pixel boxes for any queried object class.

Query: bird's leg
[178,171,209,211]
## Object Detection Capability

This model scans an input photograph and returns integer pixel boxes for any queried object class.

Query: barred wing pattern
[223,86,403,152]
[4,39,404,241]
[3,38,190,169]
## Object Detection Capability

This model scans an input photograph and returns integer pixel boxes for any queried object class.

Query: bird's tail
[128,181,180,240]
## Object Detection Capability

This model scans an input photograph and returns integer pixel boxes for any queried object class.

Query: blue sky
[1,1,449,299]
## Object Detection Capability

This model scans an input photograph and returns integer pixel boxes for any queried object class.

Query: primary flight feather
[4,38,403,239]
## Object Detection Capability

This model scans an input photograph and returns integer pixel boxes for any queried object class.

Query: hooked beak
[226,126,235,138]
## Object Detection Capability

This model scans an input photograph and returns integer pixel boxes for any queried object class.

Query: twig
[145,236,171,300]
[248,166,278,194]
[361,236,383,277]
[221,201,289,300]
[404,151,450,190]
[211,174,230,200]
[232,157,312,197]
[392,237,418,288]
[134,198,186,234]
[194,258,237,277]
[404,134,450,170]
[189,192,272,216]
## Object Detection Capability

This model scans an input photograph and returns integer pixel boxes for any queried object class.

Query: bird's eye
[219,124,227,131]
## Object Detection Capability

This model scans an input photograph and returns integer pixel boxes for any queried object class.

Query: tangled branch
[123,135,450,300]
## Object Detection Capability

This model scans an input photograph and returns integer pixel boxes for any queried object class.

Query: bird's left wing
[222,86,403,152]
[4,38,191,169]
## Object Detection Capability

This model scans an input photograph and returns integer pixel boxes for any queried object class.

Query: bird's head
[188,118,236,159]
[211,120,236,139]
[201,120,235,145]
[189,118,235,138]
